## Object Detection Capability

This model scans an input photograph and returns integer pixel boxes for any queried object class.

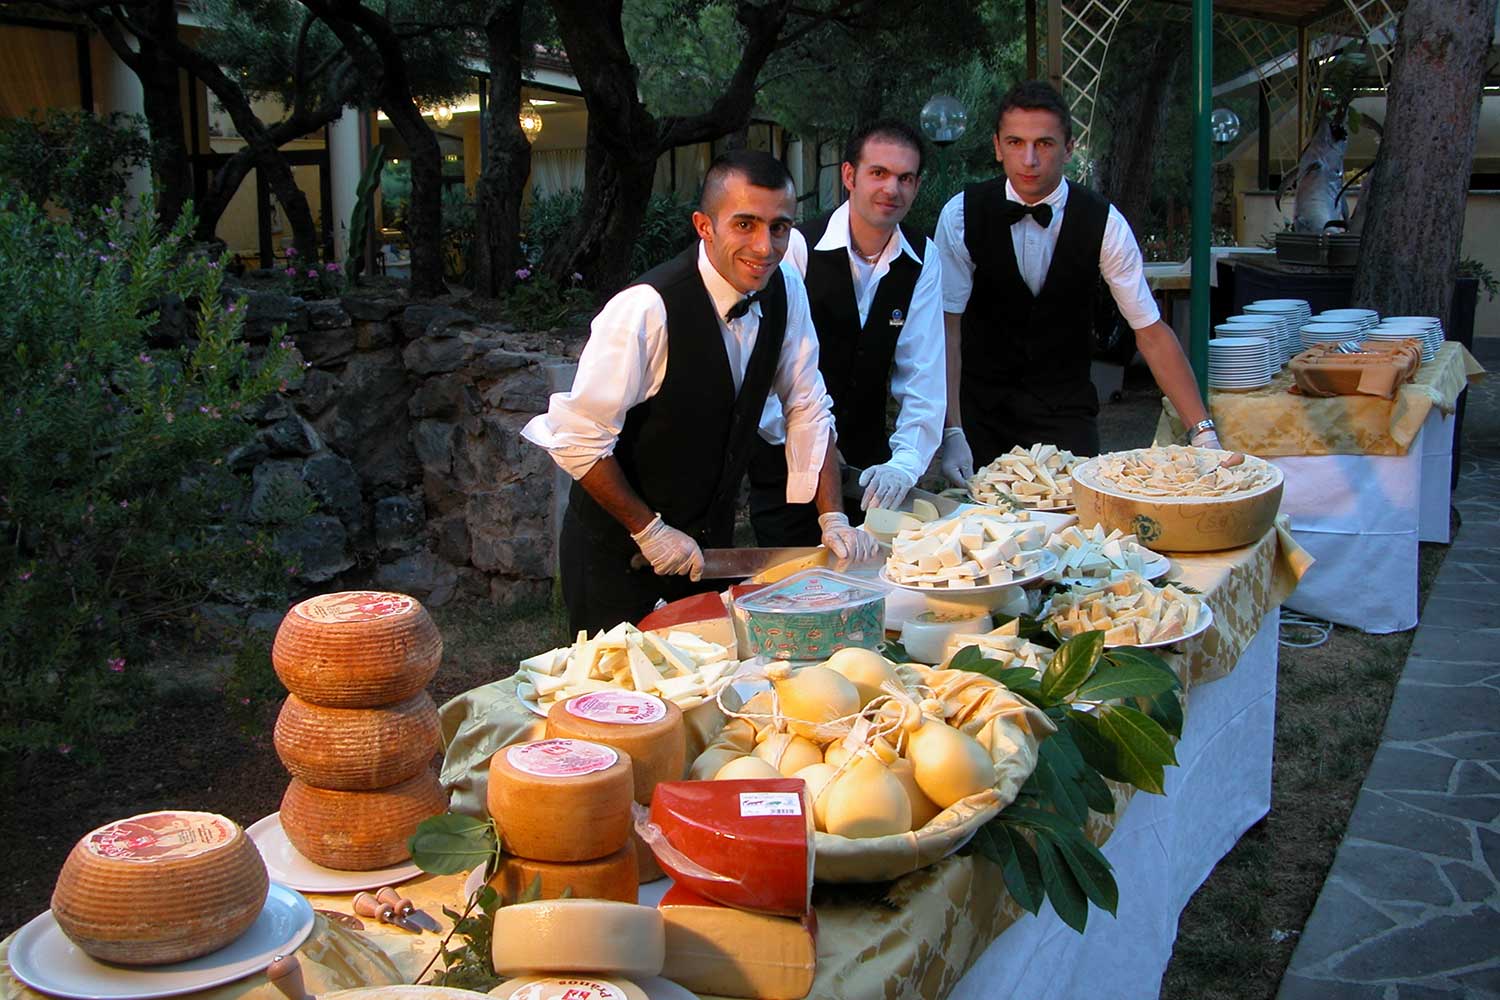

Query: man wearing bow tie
[934,81,1219,483]
[523,150,877,633]
[749,119,946,544]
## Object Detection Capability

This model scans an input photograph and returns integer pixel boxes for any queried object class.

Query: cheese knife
[628,546,826,579]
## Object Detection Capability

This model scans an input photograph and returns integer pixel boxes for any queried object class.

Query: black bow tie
[726,291,760,321]
[999,199,1053,229]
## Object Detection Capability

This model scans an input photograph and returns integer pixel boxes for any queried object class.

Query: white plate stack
[1220,315,1290,368]
[1208,335,1274,390]
[1315,308,1380,333]
[1243,299,1311,363]
[1299,321,1365,352]
[1366,316,1443,362]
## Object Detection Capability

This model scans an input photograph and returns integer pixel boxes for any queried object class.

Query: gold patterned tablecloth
[0,525,1309,1000]
[1155,342,1485,456]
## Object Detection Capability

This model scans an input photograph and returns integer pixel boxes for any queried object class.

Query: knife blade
[700,546,826,580]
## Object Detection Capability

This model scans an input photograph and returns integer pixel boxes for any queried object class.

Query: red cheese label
[507,739,619,778]
[501,980,628,1000]
[85,811,237,863]
[292,591,415,623]
[564,690,668,726]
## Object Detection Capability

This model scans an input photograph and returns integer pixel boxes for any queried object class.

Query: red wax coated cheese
[637,592,727,633]
[646,779,812,916]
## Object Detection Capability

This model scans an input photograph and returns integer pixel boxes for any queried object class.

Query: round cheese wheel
[490,976,651,1000]
[274,692,441,790]
[487,739,634,862]
[51,811,268,965]
[544,692,684,804]
[272,591,442,707]
[280,769,446,870]
[491,900,665,980]
[485,843,638,903]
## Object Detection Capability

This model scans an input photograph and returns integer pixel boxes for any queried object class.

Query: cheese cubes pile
[1046,573,1205,646]
[969,444,1079,510]
[886,510,1049,588]
[940,618,1053,678]
[517,622,735,712]
[1044,523,1151,582]
[1093,445,1275,498]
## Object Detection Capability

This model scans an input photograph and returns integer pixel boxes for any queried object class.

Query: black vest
[800,212,924,469]
[960,179,1109,409]
[568,246,787,546]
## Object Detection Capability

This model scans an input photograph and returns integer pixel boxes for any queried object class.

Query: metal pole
[1189,0,1211,397]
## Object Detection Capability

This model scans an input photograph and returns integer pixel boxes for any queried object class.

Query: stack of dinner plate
[1366,316,1443,361]
[1315,308,1380,333]
[1243,299,1312,363]
[1220,314,1292,368]
[1299,321,1365,352]
[1208,335,1274,390]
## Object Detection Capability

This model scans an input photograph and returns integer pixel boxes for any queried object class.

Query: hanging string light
[519,99,543,142]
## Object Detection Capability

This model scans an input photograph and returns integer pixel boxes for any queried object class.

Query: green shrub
[0,194,298,763]
[522,189,694,279]
[503,268,595,330]
[0,110,149,227]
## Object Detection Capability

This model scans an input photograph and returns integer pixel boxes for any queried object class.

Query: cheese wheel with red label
[51,811,269,965]
[272,591,442,707]
[491,900,665,980]
[658,884,817,999]
[487,739,634,862]
[647,779,813,916]
[485,843,638,903]
[281,769,446,870]
[274,692,440,790]
[545,692,685,804]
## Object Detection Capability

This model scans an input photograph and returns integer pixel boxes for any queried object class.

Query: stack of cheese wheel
[272,591,446,870]
[545,689,685,882]
[52,811,269,965]
[486,738,639,902]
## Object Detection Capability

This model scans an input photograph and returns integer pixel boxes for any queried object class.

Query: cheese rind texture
[51,811,269,965]
[272,591,442,707]
[280,769,446,870]
[485,844,638,903]
[274,691,441,790]
[544,693,685,805]
[658,885,816,999]
[490,900,665,980]
[488,739,634,861]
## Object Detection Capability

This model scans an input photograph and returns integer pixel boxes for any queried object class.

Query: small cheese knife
[628,546,826,579]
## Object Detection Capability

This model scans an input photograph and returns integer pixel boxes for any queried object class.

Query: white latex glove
[857,464,916,511]
[939,426,975,488]
[819,511,880,563]
[630,514,704,580]
[1190,429,1245,467]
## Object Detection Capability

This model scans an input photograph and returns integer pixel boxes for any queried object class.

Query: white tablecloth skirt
[950,606,1279,999]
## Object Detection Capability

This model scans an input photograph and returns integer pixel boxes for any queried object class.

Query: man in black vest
[934,81,1222,484]
[523,151,878,634]
[749,119,945,545]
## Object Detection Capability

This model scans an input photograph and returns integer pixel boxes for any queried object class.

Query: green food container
[733,568,886,661]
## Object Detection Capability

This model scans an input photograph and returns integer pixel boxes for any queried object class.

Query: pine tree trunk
[552,126,657,293]
[473,0,532,299]
[1093,12,1185,233]
[1350,0,1498,326]
[386,99,447,298]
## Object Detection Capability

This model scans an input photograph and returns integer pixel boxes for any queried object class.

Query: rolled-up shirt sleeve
[520,285,668,480]
[1100,206,1161,330]
[885,237,946,480]
[772,265,833,503]
[935,192,973,313]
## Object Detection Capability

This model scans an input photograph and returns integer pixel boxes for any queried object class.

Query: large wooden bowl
[274,692,441,790]
[1071,451,1283,553]
[272,591,442,708]
[51,811,268,965]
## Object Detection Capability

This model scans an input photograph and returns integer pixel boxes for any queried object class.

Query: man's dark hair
[700,149,794,214]
[994,80,1074,144]
[842,118,927,175]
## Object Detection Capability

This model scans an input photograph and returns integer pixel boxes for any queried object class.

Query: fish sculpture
[1277,110,1351,233]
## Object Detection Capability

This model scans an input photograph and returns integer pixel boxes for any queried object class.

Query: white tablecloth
[1278,408,1453,633]
[951,606,1279,999]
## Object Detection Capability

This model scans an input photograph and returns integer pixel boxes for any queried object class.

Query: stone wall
[233,284,580,607]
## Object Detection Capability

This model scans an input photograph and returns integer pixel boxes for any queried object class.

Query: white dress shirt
[759,201,946,483]
[522,242,834,504]
[935,178,1160,330]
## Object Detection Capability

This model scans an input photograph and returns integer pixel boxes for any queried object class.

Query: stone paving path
[1278,337,1500,1000]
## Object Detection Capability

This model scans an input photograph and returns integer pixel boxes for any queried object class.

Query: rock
[306,299,350,330]
[401,304,475,340]
[245,397,290,424]
[227,439,270,473]
[249,460,312,523]
[341,293,407,321]
[354,320,397,350]
[482,366,549,412]
[409,376,479,420]
[238,288,309,341]
[298,325,357,366]
[301,452,364,531]
[329,348,415,487]
[477,347,547,374]
[471,530,552,576]
[403,335,472,375]
[431,511,471,564]
[292,368,341,418]
[373,551,459,606]
[374,495,426,552]
[276,514,353,583]
[261,413,323,457]
[413,420,462,476]
[148,293,193,347]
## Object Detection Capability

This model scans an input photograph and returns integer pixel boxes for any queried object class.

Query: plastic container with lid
[732,568,886,661]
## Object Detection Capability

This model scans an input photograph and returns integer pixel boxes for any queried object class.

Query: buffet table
[0,521,1307,1000]
[1157,342,1483,633]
